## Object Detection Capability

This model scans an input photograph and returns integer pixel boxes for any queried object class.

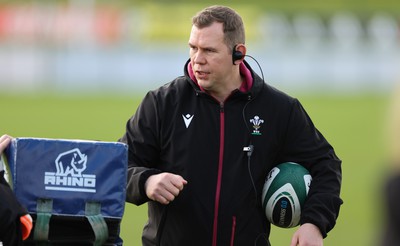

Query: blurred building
[0,2,399,94]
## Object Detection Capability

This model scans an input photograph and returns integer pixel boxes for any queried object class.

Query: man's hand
[0,134,12,154]
[145,172,188,204]
[290,223,323,246]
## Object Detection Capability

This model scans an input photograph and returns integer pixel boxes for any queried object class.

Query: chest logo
[182,114,194,128]
[250,115,264,135]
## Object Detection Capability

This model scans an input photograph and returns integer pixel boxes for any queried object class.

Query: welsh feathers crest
[250,115,264,135]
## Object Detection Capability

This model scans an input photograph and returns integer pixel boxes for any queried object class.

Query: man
[381,84,400,246]
[120,5,342,246]
[0,134,32,245]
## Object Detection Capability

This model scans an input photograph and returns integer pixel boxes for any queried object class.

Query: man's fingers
[169,176,188,192]
[145,173,188,205]
[154,192,174,204]
[162,176,187,198]
[290,235,298,246]
[0,134,12,153]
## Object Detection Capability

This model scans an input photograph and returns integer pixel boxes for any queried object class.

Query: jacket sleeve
[381,172,400,246]
[0,171,27,245]
[280,99,343,238]
[119,92,162,205]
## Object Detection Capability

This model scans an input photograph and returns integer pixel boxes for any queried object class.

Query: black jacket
[0,170,26,246]
[120,60,342,246]
[381,172,400,246]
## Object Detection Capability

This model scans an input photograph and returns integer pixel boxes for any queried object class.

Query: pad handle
[34,198,52,245]
[34,199,108,246]
[85,201,109,246]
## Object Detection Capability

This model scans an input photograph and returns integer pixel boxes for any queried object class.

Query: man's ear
[232,44,246,65]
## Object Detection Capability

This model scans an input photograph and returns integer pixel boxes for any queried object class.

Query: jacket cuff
[139,169,162,201]
[300,195,343,238]
[300,216,328,238]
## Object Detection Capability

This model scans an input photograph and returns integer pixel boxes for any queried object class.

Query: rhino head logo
[55,148,87,177]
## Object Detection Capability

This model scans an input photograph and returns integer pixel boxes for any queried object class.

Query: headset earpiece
[232,45,244,64]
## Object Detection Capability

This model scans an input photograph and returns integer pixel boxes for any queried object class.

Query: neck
[208,72,242,102]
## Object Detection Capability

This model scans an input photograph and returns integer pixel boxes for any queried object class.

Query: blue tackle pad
[5,137,128,246]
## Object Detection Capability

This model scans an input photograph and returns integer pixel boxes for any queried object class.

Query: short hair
[192,5,245,51]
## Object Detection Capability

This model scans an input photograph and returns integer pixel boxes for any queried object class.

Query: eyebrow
[188,42,217,52]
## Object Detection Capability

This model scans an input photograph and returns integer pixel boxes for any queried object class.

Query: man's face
[188,22,234,93]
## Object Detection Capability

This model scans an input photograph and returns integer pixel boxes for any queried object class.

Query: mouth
[195,70,210,79]
[196,70,208,75]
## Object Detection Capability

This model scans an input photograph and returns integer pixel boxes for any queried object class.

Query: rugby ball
[261,162,312,228]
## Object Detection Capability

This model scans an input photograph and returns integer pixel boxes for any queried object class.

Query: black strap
[85,201,108,246]
[34,198,53,245]
[33,199,108,245]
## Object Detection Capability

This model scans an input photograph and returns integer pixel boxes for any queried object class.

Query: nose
[192,50,206,64]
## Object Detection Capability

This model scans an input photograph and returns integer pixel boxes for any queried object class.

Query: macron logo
[182,114,194,128]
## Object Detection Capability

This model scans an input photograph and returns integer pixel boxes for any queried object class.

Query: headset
[233,44,271,246]
[232,45,265,84]
[232,45,245,64]
[233,43,266,207]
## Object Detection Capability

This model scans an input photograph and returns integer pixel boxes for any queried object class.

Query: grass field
[0,91,390,246]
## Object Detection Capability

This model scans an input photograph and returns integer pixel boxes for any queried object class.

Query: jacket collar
[184,59,265,101]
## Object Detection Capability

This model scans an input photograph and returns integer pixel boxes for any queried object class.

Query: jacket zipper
[212,102,225,246]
